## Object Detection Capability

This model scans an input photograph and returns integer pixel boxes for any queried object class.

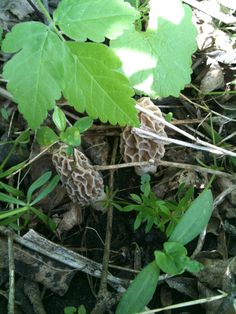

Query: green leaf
[169,190,214,245]
[54,0,139,42]
[27,171,52,204]
[130,193,142,203]
[30,175,60,205]
[165,112,173,122]
[0,181,24,197]
[140,174,151,193]
[2,22,68,129]
[116,261,159,314]
[0,193,26,206]
[60,126,81,146]
[185,259,203,273]
[78,305,87,314]
[74,117,93,133]
[134,213,142,230]
[16,129,30,144]
[30,207,57,231]
[36,127,59,146]
[53,106,67,131]
[1,108,9,121]
[64,42,139,126]
[111,0,197,98]
[0,161,26,179]
[164,242,187,257]
[155,250,185,275]
[0,207,29,220]
[64,307,77,314]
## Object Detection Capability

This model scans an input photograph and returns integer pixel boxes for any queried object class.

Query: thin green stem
[35,0,64,41]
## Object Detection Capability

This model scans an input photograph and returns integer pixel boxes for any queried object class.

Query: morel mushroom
[52,145,106,210]
[120,97,167,175]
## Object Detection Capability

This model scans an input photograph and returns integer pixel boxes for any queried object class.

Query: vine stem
[35,0,64,41]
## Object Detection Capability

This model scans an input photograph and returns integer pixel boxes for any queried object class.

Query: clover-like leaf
[53,0,139,42]
[2,22,68,129]
[63,42,139,126]
[60,126,81,146]
[36,127,59,146]
[111,0,197,98]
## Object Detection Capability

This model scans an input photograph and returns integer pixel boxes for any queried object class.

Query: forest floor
[0,0,236,314]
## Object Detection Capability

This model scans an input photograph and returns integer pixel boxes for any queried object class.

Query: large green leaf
[111,0,197,98]
[2,22,67,129]
[116,261,159,314]
[53,0,139,42]
[169,190,214,245]
[64,42,139,126]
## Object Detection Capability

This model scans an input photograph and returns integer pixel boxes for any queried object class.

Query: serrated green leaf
[53,106,67,131]
[60,126,81,146]
[116,261,159,314]
[169,190,214,245]
[63,42,139,126]
[54,0,139,42]
[74,116,93,133]
[36,127,59,146]
[2,22,68,129]
[111,0,197,98]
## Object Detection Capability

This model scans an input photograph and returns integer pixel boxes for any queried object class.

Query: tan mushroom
[120,97,167,175]
[52,144,106,211]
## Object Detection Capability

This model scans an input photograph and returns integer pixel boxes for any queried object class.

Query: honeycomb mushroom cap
[121,97,167,175]
[52,145,105,209]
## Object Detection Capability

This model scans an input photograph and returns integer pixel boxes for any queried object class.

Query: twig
[7,229,15,314]
[91,138,119,314]
[0,227,127,293]
[94,160,154,171]
[135,104,236,157]
[138,291,228,314]
[99,138,118,293]
[94,159,233,178]
[7,143,56,179]
[180,93,236,123]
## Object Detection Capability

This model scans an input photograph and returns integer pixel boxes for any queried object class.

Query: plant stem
[35,0,64,41]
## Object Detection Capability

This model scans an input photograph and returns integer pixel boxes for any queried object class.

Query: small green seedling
[0,171,59,231]
[117,174,194,236]
[36,114,94,147]
[116,189,214,314]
